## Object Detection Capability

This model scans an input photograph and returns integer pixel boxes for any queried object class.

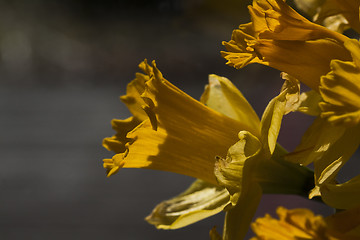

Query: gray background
[1,0,352,239]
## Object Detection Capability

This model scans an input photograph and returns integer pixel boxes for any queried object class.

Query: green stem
[256,144,321,202]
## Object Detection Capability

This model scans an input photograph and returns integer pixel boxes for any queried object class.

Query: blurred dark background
[0,0,337,239]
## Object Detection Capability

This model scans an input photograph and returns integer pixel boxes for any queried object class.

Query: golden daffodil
[150,73,313,239]
[103,59,261,229]
[103,60,258,184]
[103,60,314,237]
[221,0,360,211]
[221,0,351,90]
[250,206,360,240]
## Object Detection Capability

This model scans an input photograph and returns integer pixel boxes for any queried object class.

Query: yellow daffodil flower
[250,206,360,240]
[103,60,257,184]
[221,0,351,90]
[103,60,314,236]
[103,60,262,229]
[220,0,360,211]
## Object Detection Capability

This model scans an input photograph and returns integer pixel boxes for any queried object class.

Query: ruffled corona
[103,60,258,185]
[221,0,351,90]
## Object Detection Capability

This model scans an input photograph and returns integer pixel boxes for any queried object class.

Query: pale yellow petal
[285,117,346,166]
[260,77,300,155]
[312,124,360,185]
[296,90,322,116]
[201,74,260,137]
[146,179,230,229]
[214,131,262,205]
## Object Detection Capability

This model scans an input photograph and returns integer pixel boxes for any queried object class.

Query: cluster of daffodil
[102,0,360,239]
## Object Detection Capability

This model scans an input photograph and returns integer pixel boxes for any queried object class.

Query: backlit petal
[145,179,230,229]
[201,74,260,137]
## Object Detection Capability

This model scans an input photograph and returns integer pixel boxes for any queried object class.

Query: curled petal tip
[103,158,125,177]
[107,166,120,177]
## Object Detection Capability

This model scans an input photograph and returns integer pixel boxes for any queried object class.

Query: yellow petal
[275,73,322,116]
[285,117,346,166]
[313,124,360,184]
[201,74,260,137]
[296,90,322,116]
[260,76,299,155]
[288,119,360,205]
[145,179,230,229]
[320,39,360,126]
[105,61,254,184]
